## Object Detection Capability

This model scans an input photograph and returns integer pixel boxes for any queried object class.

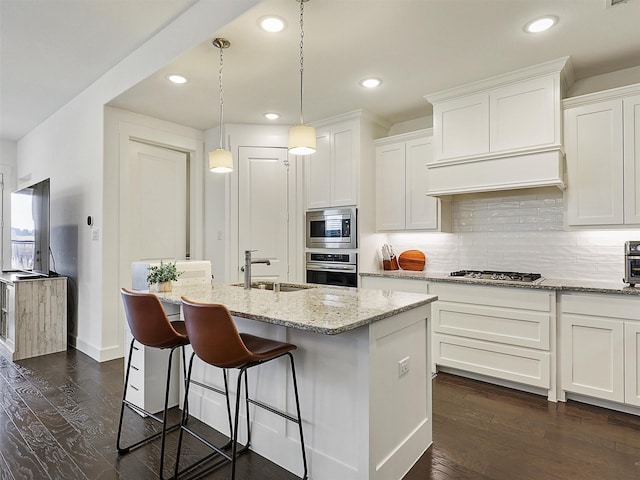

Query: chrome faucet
[243,250,271,289]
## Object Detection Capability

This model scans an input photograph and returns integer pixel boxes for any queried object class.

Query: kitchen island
[154,282,437,480]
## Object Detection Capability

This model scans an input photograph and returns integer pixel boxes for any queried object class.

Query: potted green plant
[146,261,183,292]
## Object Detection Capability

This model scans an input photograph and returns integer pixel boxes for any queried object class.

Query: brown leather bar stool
[175,297,308,480]
[117,287,190,480]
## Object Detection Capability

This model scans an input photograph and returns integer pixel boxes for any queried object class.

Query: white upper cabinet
[434,93,489,160]
[305,127,333,209]
[305,113,380,210]
[564,86,640,226]
[624,94,640,224]
[425,57,571,196]
[375,140,406,231]
[564,99,624,225]
[375,130,449,232]
[330,122,357,207]
[490,75,557,152]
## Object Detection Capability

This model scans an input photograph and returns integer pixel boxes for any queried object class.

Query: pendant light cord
[298,0,305,125]
[218,44,225,149]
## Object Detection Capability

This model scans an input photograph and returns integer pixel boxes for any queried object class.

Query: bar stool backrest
[181,298,253,368]
[121,288,188,349]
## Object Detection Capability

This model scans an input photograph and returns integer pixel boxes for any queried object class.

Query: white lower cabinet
[625,322,640,407]
[124,302,182,415]
[430,282,555,397]
[560,292,639,407]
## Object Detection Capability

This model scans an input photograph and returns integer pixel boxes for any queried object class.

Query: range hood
[424,57,573,196]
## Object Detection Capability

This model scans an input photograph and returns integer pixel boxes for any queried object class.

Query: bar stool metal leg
[174,352,235,479]
[229,353,308,480]
[117,339,184,480]
[288,352,308,480]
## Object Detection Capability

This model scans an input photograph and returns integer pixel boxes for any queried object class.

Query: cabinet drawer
[125,380,145,407]
[561,292,640,320]
[434,333,550,388]
[433,301,550,349]
[127,342,144,368]
[126,361,145,387]
[429,282,553,311]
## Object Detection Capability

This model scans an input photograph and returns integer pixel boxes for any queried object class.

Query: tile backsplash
[386,188,635,282]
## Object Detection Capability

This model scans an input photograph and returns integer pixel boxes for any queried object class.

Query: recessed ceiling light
[259,16,286,33]
[264,112,280,120]
[167,74,188,84]
[524,15,558,33]
[360,78,382,89]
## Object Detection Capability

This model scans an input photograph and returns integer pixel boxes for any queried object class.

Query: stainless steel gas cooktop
[450,270,543,283]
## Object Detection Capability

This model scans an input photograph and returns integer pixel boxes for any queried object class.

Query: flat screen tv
[10,178,50,276]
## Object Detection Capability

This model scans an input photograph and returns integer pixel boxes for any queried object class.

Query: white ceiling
[3,0,640,142]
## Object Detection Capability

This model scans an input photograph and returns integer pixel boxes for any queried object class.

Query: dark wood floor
[1,349,640,479]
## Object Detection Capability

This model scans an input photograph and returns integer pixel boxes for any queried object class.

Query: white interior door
[238,147,290,281]
[126,141,188,261]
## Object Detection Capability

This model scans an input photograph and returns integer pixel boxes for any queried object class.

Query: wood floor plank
[0,409,51,480]
[5,349,640,480]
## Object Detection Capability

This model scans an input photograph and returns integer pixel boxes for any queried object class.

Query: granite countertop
[154,282,437,335]
[360,270,640,295]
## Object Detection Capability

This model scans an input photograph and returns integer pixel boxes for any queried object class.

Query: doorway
[236,146,299,282]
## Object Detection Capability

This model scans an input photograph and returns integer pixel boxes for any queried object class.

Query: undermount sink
[231,282,315,292]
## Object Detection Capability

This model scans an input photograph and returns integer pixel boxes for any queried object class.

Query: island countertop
[154,282,437,335]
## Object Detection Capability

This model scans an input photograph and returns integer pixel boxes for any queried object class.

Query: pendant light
[288,0,316,156]
[209,37,233,173]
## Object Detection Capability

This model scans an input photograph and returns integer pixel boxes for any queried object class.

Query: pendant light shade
[209,149,233,172]
[209,37,233,173]
[288,0,316,156]
[288,124,316,155]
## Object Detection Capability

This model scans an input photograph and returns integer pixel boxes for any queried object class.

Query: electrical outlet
[398,356,410,377]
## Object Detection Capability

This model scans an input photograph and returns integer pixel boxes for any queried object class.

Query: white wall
[387,115,433,136]
[16,0,260,361]
[104,106,204,359]
[568,65,640,98]
[381,187,633,283]
[203,123,296,283]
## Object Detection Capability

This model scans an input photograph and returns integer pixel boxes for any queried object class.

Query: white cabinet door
[433,93,489,161]
[406,136,438,230]
[375,141,406,231]
[624,322,640,407]
[125,141,188,260]
[490,76,557,152]
[623,94,640,224]
[331,121,357,207]
[305,121,357,209]
[565,99,624,225]
[561,313,625,402]
[305,127,331,209]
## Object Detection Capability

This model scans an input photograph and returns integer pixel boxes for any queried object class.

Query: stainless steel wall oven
[306,252,357,288]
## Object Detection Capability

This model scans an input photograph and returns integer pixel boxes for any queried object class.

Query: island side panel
[182,316,372,480]
[369,303,432,480]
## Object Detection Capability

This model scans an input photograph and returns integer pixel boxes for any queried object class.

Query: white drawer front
[433,301,550,349]
[561,292,640,320]
[434,333,550,388]
[429,282,553,312]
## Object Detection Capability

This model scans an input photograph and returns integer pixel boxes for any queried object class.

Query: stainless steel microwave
[306,207,357,249]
